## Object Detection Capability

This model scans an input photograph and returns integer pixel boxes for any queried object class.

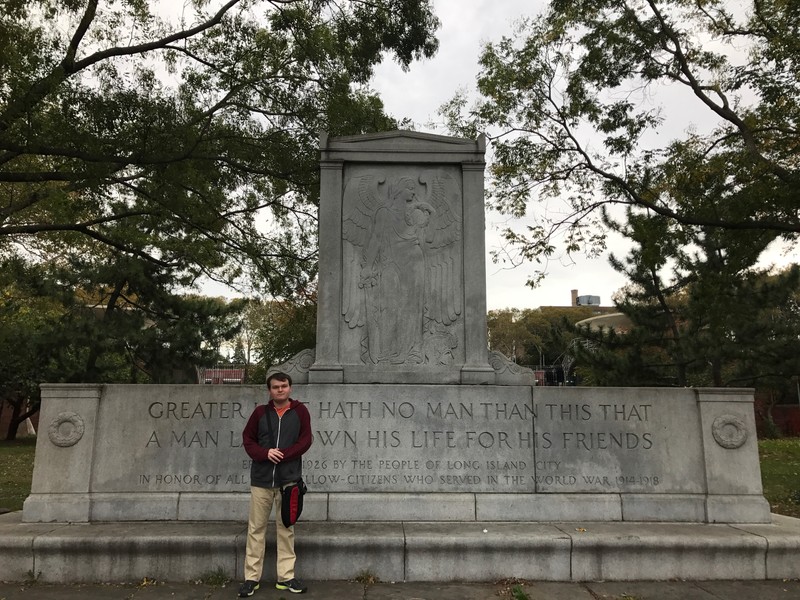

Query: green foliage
[445,0,800,281]
[0,259,85,439]
[487,308,532,364]
[244,296,316,381]
[488,306,595,368]
[0,255,247,438]
[0,0,440,295]
[0,0,439,435]
[574,210,800,391]
[510,584,531,600]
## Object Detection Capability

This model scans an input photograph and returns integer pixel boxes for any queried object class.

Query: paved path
[1,580,799,599]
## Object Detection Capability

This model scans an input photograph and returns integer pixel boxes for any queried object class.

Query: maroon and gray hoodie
[242,398,312,489]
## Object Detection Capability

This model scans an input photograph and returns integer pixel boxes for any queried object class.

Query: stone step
[2,512,799,583]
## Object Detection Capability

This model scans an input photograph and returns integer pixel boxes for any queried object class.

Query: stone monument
[24,131,770,527]
[309,131,499,385]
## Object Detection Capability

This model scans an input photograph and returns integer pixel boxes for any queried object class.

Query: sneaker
[238,580,260,597]
[275,578,307,594]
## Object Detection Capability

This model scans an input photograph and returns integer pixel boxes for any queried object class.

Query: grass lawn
[758,438,800,519]
[0,437,36,512]
[1,436,799,517]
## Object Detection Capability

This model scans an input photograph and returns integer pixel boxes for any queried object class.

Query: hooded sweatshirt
[242,398,312,488]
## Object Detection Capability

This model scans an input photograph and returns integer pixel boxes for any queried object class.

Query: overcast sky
[370,0,630,310]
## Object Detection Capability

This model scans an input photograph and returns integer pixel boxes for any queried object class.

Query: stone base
[2,512,798,583]
[23,491,771,524]
[26,384,771,525]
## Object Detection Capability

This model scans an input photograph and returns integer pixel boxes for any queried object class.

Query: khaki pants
[244,485,295,582]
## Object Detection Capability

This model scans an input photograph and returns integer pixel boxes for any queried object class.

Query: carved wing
[342,175,384,327]
[342,174,383,248]
[420,171,463,327]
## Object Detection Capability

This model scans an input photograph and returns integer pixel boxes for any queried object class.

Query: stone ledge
[2,512,799,583]
[23,491,771,524]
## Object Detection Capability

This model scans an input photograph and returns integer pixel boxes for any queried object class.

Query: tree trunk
[711,357,723,387]
[85,278,126,380]
[5,398,22,441]
[6,399,40,441]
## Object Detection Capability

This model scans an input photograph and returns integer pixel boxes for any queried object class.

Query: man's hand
[267,448,284,464]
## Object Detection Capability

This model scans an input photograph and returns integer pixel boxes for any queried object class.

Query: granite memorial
[24,131,770,525]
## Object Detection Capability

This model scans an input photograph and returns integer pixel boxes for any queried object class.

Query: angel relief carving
[342,170,463,366]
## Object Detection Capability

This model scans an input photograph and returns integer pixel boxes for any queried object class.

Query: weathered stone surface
[299,522,406,581]
[30,386,101,503]
[25,383,770,523]
[367,582,504,600]
[706,494,771,523]
[565,521,766,581]
[3,516,800,583]
[22,494,91,523]
[327,493,476,521]
[403,522,572,581]
[90,384,260,495]
[586,581,720,599]
[0,513,64,581]
[532,387,704,494]
[476,493,621,521]
[697,389,765,495]
[297,384,534,494]
[32,522,243,583]
[735,514,800,579]
[311,131,526,386]
[176,493,248,521]
[620,493,706,522]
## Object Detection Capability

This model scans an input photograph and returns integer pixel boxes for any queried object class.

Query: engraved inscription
[121,388,689,495]
[296,395,666,493]
[532,396,670,493]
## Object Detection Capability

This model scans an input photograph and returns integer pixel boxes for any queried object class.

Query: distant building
[571,289,601,307]
[566,289,633,333]
[199,367,245,384]
[575,312,633,333]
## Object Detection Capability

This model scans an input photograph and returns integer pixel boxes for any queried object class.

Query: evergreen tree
[576,212,800,391]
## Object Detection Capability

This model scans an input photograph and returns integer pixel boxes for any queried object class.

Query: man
[238,372,313,597]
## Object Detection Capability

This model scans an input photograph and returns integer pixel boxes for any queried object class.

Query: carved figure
[342,171,462,365]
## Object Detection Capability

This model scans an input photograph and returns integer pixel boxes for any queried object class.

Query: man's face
[269,379,292,404]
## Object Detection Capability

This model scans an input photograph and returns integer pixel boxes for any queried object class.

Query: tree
[487,305,595,368]
[573,210,800,390]
[43,245,248,383]
[245,295,317,383]
[1,0,440,294]
[442,0,799,283]
[1,0,441,429]
[487,308,531,363]
[0,255,247,438]
[0,260,79,440]
[231,338,247,366]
